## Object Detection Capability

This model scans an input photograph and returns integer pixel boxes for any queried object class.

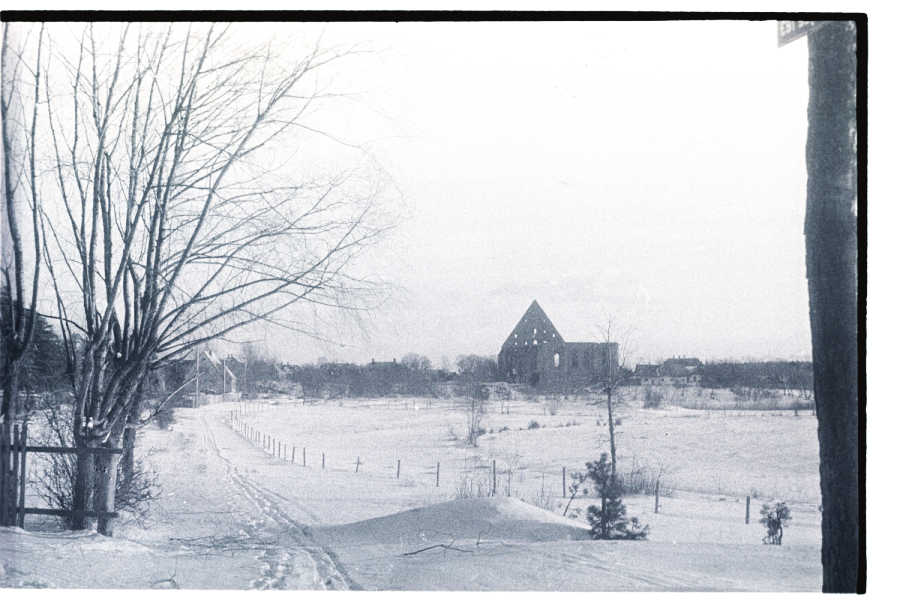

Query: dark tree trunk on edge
[806,20,864,593]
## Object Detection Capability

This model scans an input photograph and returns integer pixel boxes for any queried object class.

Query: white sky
[241,19,814,366]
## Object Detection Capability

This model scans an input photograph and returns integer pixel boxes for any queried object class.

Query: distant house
[659,357,703,385]
[634,364,661,385]
[497,300,617,392]
[635,358,702,386]
[368,358,400,369]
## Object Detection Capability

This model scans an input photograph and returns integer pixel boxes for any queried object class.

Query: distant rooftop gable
[634,364,660,377]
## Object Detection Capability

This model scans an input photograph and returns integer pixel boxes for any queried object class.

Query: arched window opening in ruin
[553,353,560,368]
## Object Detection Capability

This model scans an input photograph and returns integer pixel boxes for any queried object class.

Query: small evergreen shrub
[760,501,792,545]
[584,454,648,540]
[527,420,540,430]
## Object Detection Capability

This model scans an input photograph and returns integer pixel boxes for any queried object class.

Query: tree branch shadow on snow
[400,525,493,557]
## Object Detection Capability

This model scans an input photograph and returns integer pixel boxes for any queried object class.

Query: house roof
[663,357,702,368]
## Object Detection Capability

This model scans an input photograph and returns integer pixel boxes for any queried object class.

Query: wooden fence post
[292,446,296,464]
[562,466,566,497]
[356,456,360,473]
[322,452,325,469]
[746,496,751,524]
[17,423,27,527]
[654,478,660,514]
[397,459,401,479]
[507,468,511,497]
[492,459,497,496]
[0,422,8,525]
[303,447,306,467]
[436,462,440,487]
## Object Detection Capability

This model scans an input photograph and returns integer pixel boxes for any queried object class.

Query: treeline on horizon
[2,308,814,400]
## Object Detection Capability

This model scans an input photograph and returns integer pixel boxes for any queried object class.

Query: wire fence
[223,402,804,523]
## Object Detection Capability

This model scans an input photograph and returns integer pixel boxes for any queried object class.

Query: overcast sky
[240,19,812,367]
[8,18,815,367]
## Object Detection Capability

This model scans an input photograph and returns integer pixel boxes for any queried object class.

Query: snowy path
[0,404,357,590]
[195,411,356,590]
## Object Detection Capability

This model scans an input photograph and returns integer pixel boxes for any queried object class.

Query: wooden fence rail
[1,421,121,528]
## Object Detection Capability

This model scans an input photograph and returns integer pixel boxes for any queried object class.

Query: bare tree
[37,23,390,533]
[400,352,431,372]
[1,23,44,423]
[592,317,631,479]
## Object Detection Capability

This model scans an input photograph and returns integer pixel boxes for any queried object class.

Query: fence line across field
[225,406,767,523]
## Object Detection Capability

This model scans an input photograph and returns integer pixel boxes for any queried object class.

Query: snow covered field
[1,396,822,590]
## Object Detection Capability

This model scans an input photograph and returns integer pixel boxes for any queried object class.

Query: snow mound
[314,497,591,547]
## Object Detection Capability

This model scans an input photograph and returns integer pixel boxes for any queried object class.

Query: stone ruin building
[497,300,618,391]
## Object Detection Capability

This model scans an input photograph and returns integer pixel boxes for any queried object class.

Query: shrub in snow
[760,501,792,545]
[527,420,540,430]
[465,383,487,446]
[584,454,648,540]
[642,388,663,409]
[455,473,492,499]
[31,403,160,528]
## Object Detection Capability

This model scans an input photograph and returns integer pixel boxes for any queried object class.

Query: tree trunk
[94,444,120,536]
[806,21,863,593]
[1,356,21,422]
[93,450,120,536]
[71,447,93,530]
[120,426,136,492]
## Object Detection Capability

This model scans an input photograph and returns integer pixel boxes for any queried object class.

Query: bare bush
[465,383,488,446]
[620,457,674,497]
[454,473,492,499]
[642,387,663,409]
[527,484,557,512]
[30,402,160,528]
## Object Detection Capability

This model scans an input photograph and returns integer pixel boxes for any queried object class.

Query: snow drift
[313,497,591,547]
